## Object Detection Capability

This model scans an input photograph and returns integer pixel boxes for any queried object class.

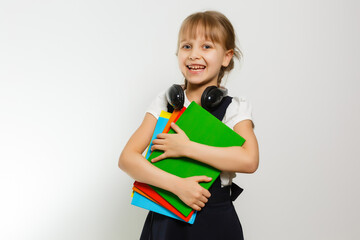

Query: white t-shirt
[146,90,253,187]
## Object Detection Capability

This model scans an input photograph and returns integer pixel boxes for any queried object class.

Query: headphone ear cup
[201,86,228,111]
[166,84,185,110]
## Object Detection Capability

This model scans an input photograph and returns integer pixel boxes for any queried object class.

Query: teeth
[187,65,205,70]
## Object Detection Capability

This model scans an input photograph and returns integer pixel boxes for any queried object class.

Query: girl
[119,10,259,240]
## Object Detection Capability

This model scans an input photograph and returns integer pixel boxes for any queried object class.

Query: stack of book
[131,102,246,224]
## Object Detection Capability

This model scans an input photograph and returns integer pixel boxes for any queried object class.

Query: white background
[1,0,359,239]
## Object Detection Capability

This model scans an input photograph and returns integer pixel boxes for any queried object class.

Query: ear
[222,49,234,67]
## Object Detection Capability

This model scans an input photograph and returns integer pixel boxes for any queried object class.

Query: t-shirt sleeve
[223,97,253,130]
[145,90,168,119]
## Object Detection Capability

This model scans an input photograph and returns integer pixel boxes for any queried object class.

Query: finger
[193,176,212,183]
[170,122,183,133]
[151,144,166,152]
[202,189,211,198]
[197,201,205,208]
[156,133,168,139]
[191,204,201,211]
[151,153,167,163]
[152,139,166,145]
[199,195,208,203]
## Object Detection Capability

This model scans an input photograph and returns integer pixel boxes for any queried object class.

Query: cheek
[217,52,228,66]
[177,57,186,74]
[178,61,183,71]
[207,53,223,66]
[177,55,186,67]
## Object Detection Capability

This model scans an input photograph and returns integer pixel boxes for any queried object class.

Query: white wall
[1,0,359,239]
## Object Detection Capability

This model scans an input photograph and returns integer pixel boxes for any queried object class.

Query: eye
[203,44,212,49]
[181,44,191,49]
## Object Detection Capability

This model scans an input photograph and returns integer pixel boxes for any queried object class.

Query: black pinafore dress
[140,96,244,240]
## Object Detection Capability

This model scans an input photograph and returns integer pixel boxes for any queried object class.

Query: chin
[189,82,217,89]
[186,79,206,86]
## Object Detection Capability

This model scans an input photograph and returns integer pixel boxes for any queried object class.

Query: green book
[148,101,246,217]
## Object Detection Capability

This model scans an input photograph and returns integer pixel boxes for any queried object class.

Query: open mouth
[187,65,206,71]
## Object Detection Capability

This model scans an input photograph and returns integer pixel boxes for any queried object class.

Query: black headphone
[166,84,228,111]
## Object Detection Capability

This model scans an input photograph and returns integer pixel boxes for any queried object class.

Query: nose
[189,48,200,60]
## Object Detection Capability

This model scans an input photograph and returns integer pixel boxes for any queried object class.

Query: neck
[185,81,219,105]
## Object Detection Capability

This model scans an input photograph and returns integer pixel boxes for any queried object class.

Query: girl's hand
[151,122,190,162]
[173,176,212,211]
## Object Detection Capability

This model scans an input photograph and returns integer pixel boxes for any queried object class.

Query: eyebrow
[179,37,214,43]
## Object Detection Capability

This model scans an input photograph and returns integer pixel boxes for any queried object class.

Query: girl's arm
[151,119,259,173]
[119,113,211,211]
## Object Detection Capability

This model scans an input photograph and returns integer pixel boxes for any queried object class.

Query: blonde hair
[177,11,242,87]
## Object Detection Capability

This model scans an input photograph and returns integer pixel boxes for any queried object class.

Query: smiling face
[176,11,240,89]
[177,29,233,88]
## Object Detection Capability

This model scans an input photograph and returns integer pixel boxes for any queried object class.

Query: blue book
[144,111,172,159]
